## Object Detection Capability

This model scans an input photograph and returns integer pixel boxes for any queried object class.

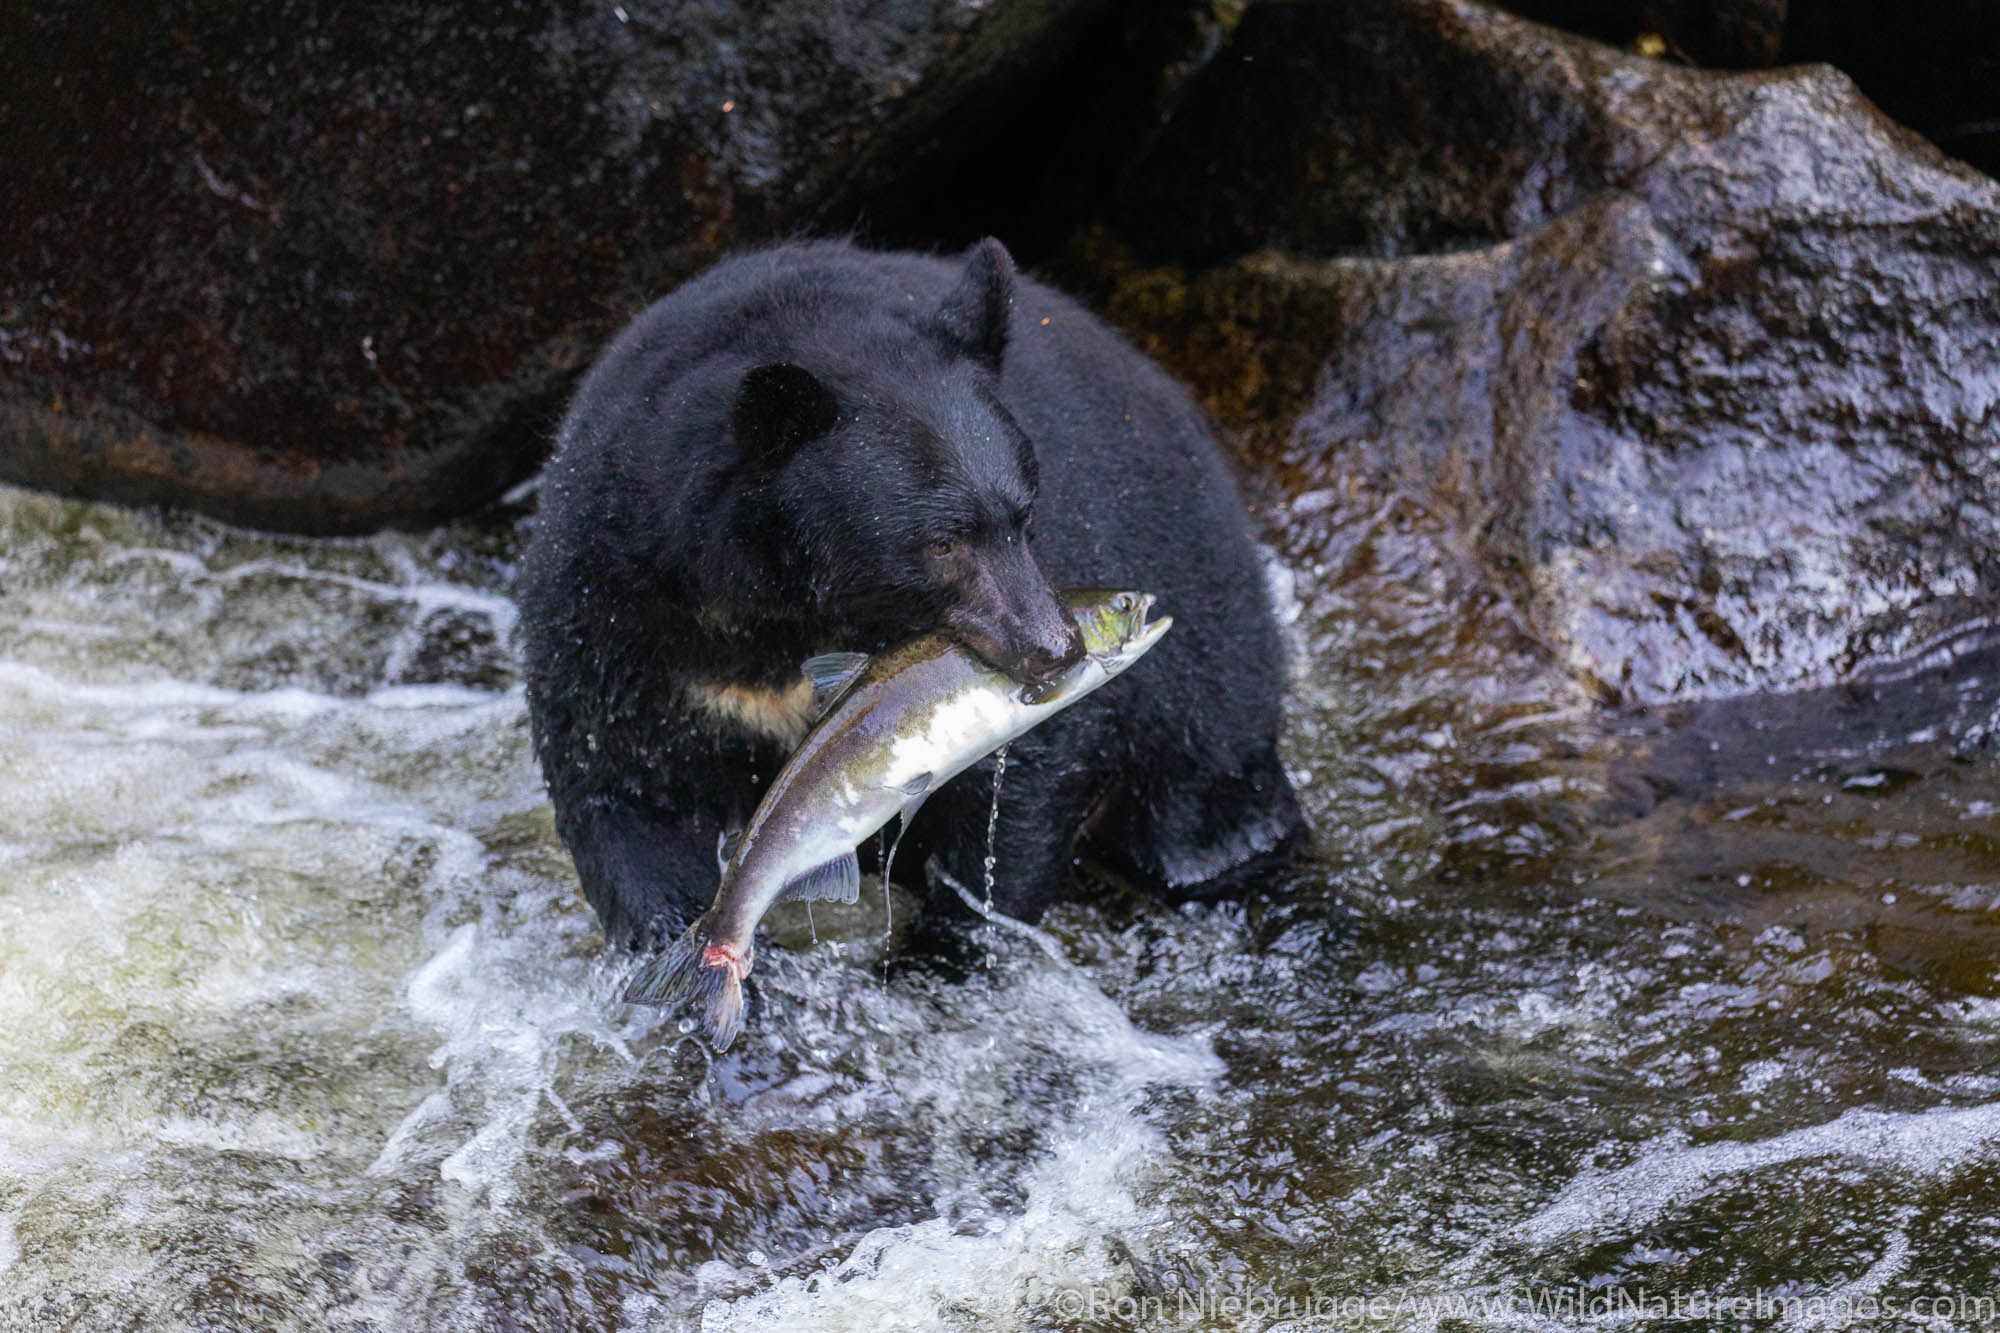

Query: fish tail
[623,912,750,1051]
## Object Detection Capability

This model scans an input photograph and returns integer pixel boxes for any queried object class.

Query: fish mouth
[1125,597,1171,655]
[1087,593,1171,669]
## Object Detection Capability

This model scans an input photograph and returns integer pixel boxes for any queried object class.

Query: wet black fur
[517,238,1302,949]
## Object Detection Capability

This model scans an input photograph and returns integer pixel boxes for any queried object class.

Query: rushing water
[1,482,1997,1331]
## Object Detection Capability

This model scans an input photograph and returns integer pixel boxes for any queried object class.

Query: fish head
[1065,588,1172,673]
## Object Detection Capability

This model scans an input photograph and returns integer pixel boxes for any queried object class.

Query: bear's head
[724,240,1084,684]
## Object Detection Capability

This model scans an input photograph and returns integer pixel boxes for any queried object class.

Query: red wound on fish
[702,943,750,980]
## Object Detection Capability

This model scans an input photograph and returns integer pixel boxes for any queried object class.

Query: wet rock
[1077,0,2000,704]
[1106,0,1691,265]
[1500,1,2000,179]
[1784,1,2000,181]
[825,0,1234,261]
[1498,0,1788,69]
[0,0,1101,534]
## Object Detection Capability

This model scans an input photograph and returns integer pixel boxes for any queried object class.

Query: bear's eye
[926,537,956,559]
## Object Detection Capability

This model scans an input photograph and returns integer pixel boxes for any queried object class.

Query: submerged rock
[1079,0,2000,704]
[0,0,1103,534]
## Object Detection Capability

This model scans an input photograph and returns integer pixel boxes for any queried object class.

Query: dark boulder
[1074,0,2000,703]
[0,0,1105,533]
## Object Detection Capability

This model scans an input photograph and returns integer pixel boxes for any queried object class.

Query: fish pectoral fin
[774,848,862,906]
[715,827,745,876]
[894,772,933,833]
[801,651,871,720]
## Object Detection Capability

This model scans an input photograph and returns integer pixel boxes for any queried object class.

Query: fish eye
[1112,592,1136,612]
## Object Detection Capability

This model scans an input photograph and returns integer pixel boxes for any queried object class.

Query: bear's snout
[953,605,1084,685]
[946,549,1085,685]
[1007,612,1087,683]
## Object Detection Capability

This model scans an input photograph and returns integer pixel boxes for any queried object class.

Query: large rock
[1783,0,2000,181]
[0,0,1101,534]
[1076,0,2000,704]
[1494,0,1787,70]
[1497,0,2000,178]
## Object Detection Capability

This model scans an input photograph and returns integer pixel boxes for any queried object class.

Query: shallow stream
[1,483,1996,1330]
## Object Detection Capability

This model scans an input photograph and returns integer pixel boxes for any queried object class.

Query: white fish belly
[881,686,1026,792]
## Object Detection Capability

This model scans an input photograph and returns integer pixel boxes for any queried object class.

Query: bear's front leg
[536,695,777,952]
[555,789,733,951]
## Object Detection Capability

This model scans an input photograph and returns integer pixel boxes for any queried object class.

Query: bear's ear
[925,237,1014,374]
[731,362,839,471]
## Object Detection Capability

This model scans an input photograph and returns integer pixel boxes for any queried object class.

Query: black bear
[517,238,1301,950]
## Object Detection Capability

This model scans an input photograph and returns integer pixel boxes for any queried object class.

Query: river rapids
[2,484,1998,1330]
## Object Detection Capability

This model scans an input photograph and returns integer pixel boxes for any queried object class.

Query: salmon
[624,589,1171,1047]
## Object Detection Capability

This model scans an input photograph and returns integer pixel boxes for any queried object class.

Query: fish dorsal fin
[801,651,870,720]
[716,827,744,875]
[773,848,862,906]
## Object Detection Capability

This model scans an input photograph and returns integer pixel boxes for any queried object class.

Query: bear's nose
[945,543,1086,683]
[1018,617,1085,682]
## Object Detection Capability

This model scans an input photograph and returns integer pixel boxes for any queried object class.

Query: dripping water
[880,812,908,987]
[981,742,1009,966]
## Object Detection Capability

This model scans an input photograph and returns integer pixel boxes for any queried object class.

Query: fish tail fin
[623,912,750,1051]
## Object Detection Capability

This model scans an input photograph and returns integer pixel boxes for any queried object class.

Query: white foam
[215,556,519,635]
[1258,544,1312,686]
[701,1124,1163,1332]
[1517,1101,2000,1245]
[372,918,646,1209]
[698,953,1218,1332]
